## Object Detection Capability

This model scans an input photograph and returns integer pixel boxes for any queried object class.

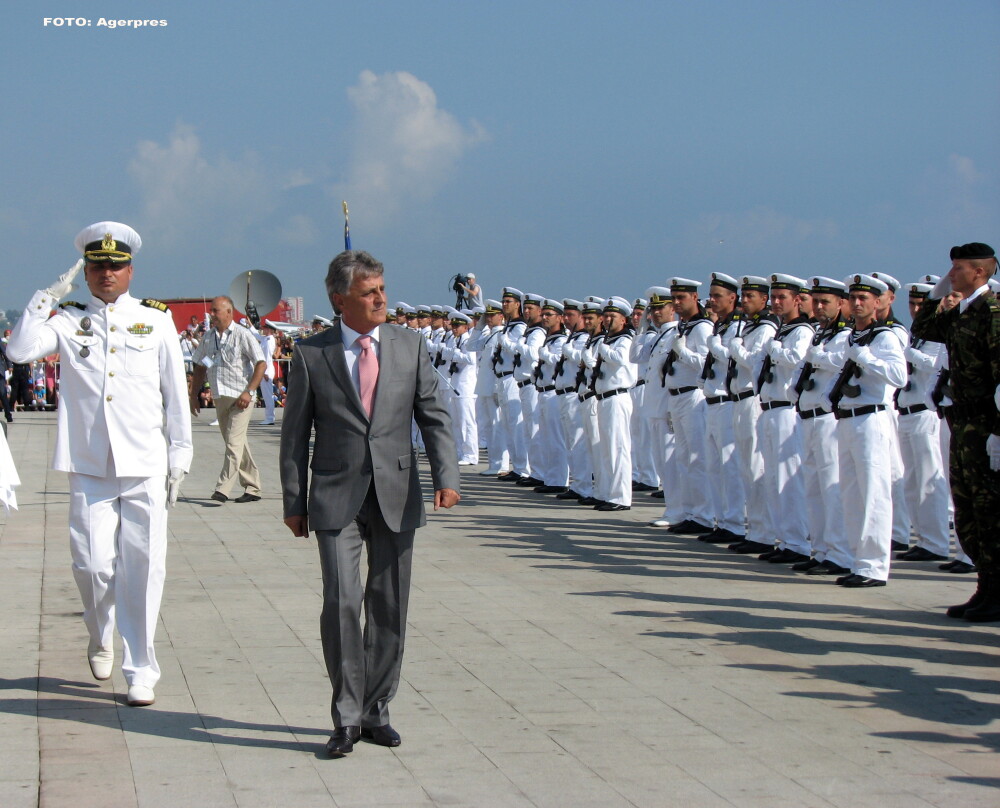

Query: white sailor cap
[847,274,889,294]
[603,296,632,316]
[646,286,673,305]
[872,272,901,292]
[393,301,409,311]
[810,276,848,297]
[562,298,583,311]
[502,286,524,301]
[769,273,807,292]
[581,298,605,313]
[542,298,564,314]
[669,277,701,292]
[584,295,604,304]
[484,298,503,314]
[450,311,472,325]
[709,272,739,292]
[632,297,648,310]
[469,306,485,316]
[906,283,933,297]
[523,292,545,306]
[415,304,431,316]
[443,306,460,318]
[400,304,417,315]
[922,274,941,284]
[430,304,447,317]
[75,221,142,263]
[741,275,770,292]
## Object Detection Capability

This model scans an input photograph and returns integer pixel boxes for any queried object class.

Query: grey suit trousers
[316,483,414,728]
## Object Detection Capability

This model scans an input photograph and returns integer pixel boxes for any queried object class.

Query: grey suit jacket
[279,322,460,533]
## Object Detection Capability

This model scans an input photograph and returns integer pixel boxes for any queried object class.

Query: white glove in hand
[851,345,871,365]
[707,334,722,356]
[931,275,952,299]
[988,434,1000,473]
[673,334,687,352]
[46,259,84,301]
[167,468,186,508]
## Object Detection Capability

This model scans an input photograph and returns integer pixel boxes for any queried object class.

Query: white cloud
[913,153,996,234]
[128,123,276,245]
[333,70,487,224]
[686,206,838,252]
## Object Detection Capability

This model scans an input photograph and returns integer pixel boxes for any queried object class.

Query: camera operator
[458,273,483,309]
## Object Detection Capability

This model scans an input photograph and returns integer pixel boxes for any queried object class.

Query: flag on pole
[342,201,351,251]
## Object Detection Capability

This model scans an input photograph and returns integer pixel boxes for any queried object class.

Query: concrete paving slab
[1,410,998,807]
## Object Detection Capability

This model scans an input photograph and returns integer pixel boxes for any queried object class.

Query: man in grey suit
[280,251,461,758]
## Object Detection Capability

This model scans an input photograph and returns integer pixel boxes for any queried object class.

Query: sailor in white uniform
[7,222,192,707]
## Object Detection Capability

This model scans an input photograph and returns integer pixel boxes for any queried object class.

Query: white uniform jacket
[8,290,192,477]
[759,316,814,403]
[594,330,637,394]
[442,332,478,397]
[728,311,778,397]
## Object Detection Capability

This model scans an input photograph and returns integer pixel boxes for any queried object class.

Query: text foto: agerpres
[43,18,168,29]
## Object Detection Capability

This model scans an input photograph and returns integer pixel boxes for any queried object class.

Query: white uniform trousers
[596,392,632,506]
[638,387,663,490]
[483,392,509,472]
[538,390,569,486]
[665,390,711,526]
[800,413,849,568]
[758,405,809,554]
[732,396,768,543]
[475,395,490,449]
[630,385,658,486]
[938,419,970,563]
[649,390,682,524]
[898,409,950,557]
[704,399,744,534]
[580,395,602,500]
[888,409,909,546]
[519,384,541,477]
[69,471,167,688]
[838,409,894,581]
[497,376,528,476]
[257,377,276,422]
[559,392,593,498]
[449,394,479,464]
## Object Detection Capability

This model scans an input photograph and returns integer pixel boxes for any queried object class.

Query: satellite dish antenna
[228,269,282,328]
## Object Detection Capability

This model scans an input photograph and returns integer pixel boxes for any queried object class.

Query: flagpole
[342,201,351,251]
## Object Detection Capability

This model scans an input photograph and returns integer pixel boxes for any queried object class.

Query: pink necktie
[357,334,378,416]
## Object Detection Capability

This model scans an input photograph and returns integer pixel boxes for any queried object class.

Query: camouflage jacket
[911,289,1000,434]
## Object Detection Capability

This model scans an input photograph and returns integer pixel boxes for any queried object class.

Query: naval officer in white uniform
[7,222,192,706]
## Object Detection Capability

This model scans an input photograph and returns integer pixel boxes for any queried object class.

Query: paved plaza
[0,410,998,807]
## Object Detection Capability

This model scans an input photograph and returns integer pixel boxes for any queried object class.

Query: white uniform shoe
[88,643,114,681]
[127,685,155,706]
[648,519,671,527]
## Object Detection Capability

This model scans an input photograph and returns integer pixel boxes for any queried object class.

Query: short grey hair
[325,250,385,300]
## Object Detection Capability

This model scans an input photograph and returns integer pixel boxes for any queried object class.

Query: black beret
[949,242,995,260]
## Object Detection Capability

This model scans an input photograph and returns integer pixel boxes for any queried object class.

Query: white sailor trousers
[69,471,167,687]
[838,410,894,581]
[758,405,809,553]
[596,392,632,506]
[449,394,479,464]
[800,413,847,567]
[732,396,768,543]
[497,376,528,475]
[897,409,950,556]
[665,390,711,525]
[559,392,593,498]
[538,390,569,486]
[704,399,744,534]
[630,385,657,486]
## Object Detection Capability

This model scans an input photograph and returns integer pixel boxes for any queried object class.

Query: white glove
[767,341,782,359]
[849,344,872,365]
[903,346,919,362]
[931,275,952,299]
[167,468,186,508]
[707,334,724,358]
[46,259,84,301]
[988,434,1000,472]
[673,334,687,352]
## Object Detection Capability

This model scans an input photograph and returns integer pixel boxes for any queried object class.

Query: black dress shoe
[768,549,810,564]
[730,540,773,554]
[555,490,582,500]
[668,519,713,535]
[948,561,976,574]
[650,490,665,499]
[701,528,743,544]
[791,558,820,572]
[578,497,600,506]
[596,502,630,511]
[938,559,958,571]
[534,485,568,494]
[896,546,948,562]
[497,472,521,481]
[234,493,261,503]
[361,724,401,747]
[806,560,851,576]
[516,476,543,486]
[890,540,910,552]
[631,481,656,492]
[836,573,858,585]
[210,491,228,503]
[325,726,361,757]
[758,548,783,561]
[841,575,886,588]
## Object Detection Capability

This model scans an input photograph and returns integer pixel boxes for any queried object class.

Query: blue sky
[2,0,997,319]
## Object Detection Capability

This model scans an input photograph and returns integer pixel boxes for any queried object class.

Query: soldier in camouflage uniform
[911,242,1000,622]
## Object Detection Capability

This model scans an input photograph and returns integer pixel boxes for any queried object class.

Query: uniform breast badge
[127,323,154,335]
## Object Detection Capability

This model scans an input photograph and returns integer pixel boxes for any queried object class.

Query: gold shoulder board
[59,301,86,310]
[141,298,169,312]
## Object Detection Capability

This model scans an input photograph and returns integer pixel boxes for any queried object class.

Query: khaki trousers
[214,395,262,496]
